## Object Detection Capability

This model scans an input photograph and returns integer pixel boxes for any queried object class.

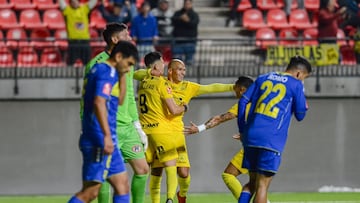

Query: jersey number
[139,94,148,114]
[255,80,286,119]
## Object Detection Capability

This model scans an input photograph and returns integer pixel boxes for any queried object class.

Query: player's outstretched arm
[164,98,188,115]
[184,112,236,135]
[196,83,234,96]
[94,96,114,155]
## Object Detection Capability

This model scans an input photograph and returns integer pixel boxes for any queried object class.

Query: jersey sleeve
[293,81,308,121]
[237,82,256,133]
[94,67,114,99]
[196,83,233,96]
[159,79,174,100]
[133,69,150,81]
[228,103,238,116]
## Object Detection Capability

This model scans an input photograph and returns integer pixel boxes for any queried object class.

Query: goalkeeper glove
[133,120,148,150]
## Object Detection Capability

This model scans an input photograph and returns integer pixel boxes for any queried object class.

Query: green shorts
[117,124,145,162]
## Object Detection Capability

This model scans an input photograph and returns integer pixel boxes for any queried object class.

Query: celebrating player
[237,56,312,203]
[68,41,139,203]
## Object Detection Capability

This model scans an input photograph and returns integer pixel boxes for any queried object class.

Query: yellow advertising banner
[265,44,339,66]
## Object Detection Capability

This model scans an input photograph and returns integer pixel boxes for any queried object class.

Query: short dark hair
[235,76,254,89]
[286,55,312,73]
[144,51,162,67]
[102,23,128,45]
[110,41,139,62]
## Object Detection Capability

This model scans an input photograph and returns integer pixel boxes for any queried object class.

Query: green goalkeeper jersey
[80,51,139,126]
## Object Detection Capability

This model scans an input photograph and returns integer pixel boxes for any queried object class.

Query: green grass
[0,193,360,203]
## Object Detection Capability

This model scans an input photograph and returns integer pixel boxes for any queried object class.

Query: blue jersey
[80,62,119,147]
[238,72,308,153]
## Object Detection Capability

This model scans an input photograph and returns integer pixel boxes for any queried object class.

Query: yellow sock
[149,175,162,203]
[222,172,243,200]
[165,166,178,200]
[178,175,191,197]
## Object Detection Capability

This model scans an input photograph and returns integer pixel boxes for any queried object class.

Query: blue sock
[238,191,251,203]
[68,196,83,203]
[113,194,130,203]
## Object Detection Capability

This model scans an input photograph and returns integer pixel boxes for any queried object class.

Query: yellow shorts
[230,149,248,174]
[151,142,190,168]
[146,132,186,164]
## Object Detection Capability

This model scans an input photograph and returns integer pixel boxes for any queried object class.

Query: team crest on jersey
[132,145,142,153]
[102,83,112,95]
[166,86,172,94]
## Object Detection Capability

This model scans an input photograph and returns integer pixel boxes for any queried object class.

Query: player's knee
[177,167,190,178]
[151,167,163,176]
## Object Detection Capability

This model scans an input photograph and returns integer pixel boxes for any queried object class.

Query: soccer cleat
[177,191,187,203]
[165,198,173,203]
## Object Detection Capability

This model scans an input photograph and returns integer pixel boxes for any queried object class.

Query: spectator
[151,0,174,38]
[98,0,132,24]
[148,0,159,9]
[226,0,256,27]
[172,0,199,66]
[131,1,159,58]
[318,0,347,44]
[284,0,304,17]
[59,0,97,66]
[338,0,360,29]
[110,0,138,20]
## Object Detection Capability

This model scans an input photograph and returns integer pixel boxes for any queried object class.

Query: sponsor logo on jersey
[132,145,142,153]
[102,83,112,95]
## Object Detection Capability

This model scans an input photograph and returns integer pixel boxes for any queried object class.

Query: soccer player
[237,56,312,203]
[183,76,254,201]
[137,52,189,203]
[134,58,235,203]
[81,23,150,203]
[68,41,139,203]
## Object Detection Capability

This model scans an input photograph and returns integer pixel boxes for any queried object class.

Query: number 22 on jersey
[255,80,286,119]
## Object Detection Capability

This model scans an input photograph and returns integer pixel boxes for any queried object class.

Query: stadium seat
[43,9,65,30]
[257,0,280,10]
[289,9,315,30]
[90,28,106,49]
[279,28,300,46]
[242,9,267,31]
[0,47,15,68]
[302,28,318,45]
[0,9,21,29]
[6,27,30,50]
[33,0,59,10]
[29,28,54,50]
[90,9,106,30]
[17,47,40,67]
[10,0,36,10]
[304,0,319,11]
[20,9,46,30]
[337,28,347,47]
[0,0,14,9]
[229,0,252,12]
[0,31,5,47]
[340,45,357,65]
[255,27,278,49]
[40,47,65,67]
[54,28,68,51]
[266,9,291,30]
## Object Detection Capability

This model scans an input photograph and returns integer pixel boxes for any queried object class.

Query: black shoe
[166,199,173,203]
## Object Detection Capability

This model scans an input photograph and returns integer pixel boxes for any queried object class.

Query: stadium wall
[0,99,359,195]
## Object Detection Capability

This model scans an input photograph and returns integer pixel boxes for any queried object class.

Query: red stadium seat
[33,0,59,10]
[90,9,106,30]
[257,0,280,10]
[17,47,40,67]
[90,28,106,49]
[20,9,46,30]
[340,46,356,65]
[40,47,65,67]
[304,0,319,11]
[230,0,252,12]
[43,9,65,30]
[10,0,36,10]
[242,9,267,31]
[6,28,30,50]
[54,28,68,51]
[29,28,54,50]
[302,28,318,45]
[279,28,300,46]
[289,9,315,30]
[0,9,21,29]
[0,47,15,68]
[255,27,278,49]
[0,0,14,9]
[0,31,5,47]
[337,28,347,47]
[266,9,291,30]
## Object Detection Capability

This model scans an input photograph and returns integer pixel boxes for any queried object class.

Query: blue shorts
[80,146,126,183]
[242,146,281,176]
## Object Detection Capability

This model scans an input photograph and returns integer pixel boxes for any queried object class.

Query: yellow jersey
[63,4,90,39]
[227,103,251,121]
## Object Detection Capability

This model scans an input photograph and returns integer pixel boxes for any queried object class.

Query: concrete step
[198,26,243,38]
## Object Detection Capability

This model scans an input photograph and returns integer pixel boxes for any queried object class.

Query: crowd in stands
[0,0,199,68]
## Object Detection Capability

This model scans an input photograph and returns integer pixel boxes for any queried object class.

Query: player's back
[137,76,173,134]
[244,71,307,152]
[81,63,119,146]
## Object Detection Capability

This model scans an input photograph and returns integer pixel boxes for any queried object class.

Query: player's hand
[134,120,148,150]
[104,135,114,155]
[184,121,199,135]
[232,133,242,141]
